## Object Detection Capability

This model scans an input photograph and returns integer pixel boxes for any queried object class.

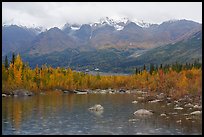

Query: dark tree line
[135,59,202,75]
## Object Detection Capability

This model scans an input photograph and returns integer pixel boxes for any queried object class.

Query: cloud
[2,2,202,29]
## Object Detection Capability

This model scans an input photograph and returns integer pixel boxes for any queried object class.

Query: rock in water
[77,91,87,95]
[100,90,107,94]
[174,107,184,110]
[132,101,138,104]
[149,99,161,103]
[89,104,104,111]
[2,94,7,97]
[190,111,202,115]
[119,89,126,93]
[134,109,153,116]
[12,89,33,97]
[184,103,194,108]
[160,113,167,117]
[74,90,88,94]
[193,105,202,109]
[156,93,166,100]
[128,119,139,122]
[137,97,145,100]
[63,90,69,93]
[136,90,143,94]
[176,120,182,123]
[126,90,131,94]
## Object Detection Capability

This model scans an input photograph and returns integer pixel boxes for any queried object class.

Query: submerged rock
[89,104,104,111]
[134,109,153,116]
[190,111,202,115]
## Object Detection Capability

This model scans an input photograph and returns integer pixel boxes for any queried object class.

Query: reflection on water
[2,92,202,135]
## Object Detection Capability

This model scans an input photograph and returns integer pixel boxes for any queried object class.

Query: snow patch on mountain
[163,19,179,24]
[115,25,124,31]
[132,19,152,28]
[136,22,152,28]
[71,26,80,30]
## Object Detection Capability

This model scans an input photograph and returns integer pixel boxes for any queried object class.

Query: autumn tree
[13,54,23,86]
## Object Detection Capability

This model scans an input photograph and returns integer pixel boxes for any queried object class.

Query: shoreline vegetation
[2,53,202,103]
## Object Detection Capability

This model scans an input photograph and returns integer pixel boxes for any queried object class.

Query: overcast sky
[2,2,202,29]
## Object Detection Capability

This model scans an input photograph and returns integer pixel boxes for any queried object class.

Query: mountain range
[2,17,202,73]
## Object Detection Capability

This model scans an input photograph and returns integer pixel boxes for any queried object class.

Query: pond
[2,92,202,135]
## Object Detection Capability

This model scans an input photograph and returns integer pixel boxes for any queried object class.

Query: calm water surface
[2,92,202,135]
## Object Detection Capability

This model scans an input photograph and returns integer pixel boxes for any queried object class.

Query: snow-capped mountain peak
[62,23,71,29]
[63,17,154,31]
[93,17,130,30]
[115,17,130,24]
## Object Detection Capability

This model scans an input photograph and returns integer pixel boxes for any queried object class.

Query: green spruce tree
[4,55,9,69]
